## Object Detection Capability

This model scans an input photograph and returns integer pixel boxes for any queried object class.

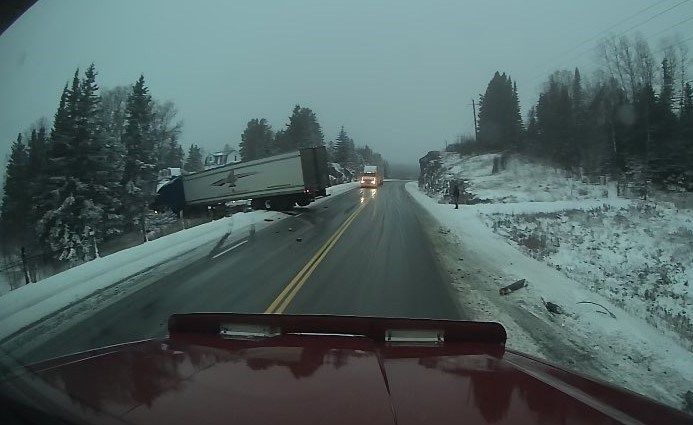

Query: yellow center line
[265,199,369,314]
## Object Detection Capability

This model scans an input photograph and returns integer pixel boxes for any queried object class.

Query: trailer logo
[211,169,256,188]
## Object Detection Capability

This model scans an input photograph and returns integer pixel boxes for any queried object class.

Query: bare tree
[152,100,183,168]
[100,86,130,145]
[634,35,654,89]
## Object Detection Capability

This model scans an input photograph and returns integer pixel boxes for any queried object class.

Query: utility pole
[471,99,479,142]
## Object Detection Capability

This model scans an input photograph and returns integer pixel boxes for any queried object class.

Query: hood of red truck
[1,314,690,425]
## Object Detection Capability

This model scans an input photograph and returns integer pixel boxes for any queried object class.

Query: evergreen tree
[273,129,287,155]
[121,75,157,235]
[162,135,184,168]
[279,105,324,152]
[572,68,585,126]
[357,145,374,165]
[535,77,576,167]
[27,127,48,176]
[0,134,30,248]
[326,140,336,162]
[239,118,273,161]
[334,126,355,166]
[477,72,523,148]
[34,65,123,263]
[35,71,87,263]
[680,83,693,187]
[81,64,125,241]
[27,126,49,229]
[184,144,204,172]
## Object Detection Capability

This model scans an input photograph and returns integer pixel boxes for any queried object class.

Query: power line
[525,0,693,86]
[556,0,671,59]
[524,1,672,79]
[617,0,691,35]
[648,15,693,39]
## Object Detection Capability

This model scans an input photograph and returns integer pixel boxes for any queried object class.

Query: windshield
[1,0,692,419]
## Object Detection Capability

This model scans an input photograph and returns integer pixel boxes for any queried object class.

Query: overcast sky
[1,0,692,175]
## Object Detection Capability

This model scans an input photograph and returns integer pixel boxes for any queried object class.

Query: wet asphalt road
[22,181,461,363]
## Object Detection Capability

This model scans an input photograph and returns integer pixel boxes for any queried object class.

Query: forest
[454,35,693,193]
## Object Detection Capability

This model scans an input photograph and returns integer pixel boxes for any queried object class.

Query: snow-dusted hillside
[413,151,693,412]
[440,152,617,202]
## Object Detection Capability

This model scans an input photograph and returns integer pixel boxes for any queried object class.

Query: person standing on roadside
[451,182,460,209]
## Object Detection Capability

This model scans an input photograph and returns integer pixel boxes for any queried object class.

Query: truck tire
[296,196,311,207]
[266,197,294,211]
[251,199,265,210]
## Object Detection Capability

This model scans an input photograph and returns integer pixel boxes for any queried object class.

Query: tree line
[239,105,388,179]
[1,79,390,270]
[455,34,693,191]
[0,64,186,266]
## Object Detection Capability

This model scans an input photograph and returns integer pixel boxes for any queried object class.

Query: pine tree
[334,126,355,166]
[477,72,523,148]
[535,77,575,167]
[162,135,184,168]
[239,118,273,161]
[681,82,693,188]
[572,68,585,125]
[121,75,157,235]
[279,105,324,152]
[0,134,30,248]
[27,126,49,229]
[326,140,336,162]
[184,144,204,172]
[81,64,125,241]
[34,65,123,263]
[36,71,87,263]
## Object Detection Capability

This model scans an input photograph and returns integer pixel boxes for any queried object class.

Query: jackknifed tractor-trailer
[154,146,330,216]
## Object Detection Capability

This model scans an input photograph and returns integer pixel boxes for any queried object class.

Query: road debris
[541,297,564,315]
[577,301,616,319]
[499,279,527,295]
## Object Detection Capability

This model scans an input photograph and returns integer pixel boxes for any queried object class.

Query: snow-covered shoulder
[407,151,693,411]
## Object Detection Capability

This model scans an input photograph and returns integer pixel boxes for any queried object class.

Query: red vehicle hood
[1,314,690,425]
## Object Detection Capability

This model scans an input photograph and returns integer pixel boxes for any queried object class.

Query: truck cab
[361,165,382,188]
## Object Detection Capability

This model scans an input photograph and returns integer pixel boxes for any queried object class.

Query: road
[23,181,462,363]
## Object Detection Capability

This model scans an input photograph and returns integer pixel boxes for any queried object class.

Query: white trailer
[155,147,329,214]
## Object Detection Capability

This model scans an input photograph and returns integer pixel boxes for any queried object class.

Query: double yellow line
[265,200,369,314]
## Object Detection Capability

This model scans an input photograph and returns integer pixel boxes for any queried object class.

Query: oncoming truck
[360,165,383,188]
[154,146,330,215]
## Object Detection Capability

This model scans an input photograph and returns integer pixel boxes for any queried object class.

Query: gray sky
[2,0,692,174]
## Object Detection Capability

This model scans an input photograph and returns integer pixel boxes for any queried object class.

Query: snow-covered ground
[442,153,617,202]
[409,153,693,412]
[0,182,359,343]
